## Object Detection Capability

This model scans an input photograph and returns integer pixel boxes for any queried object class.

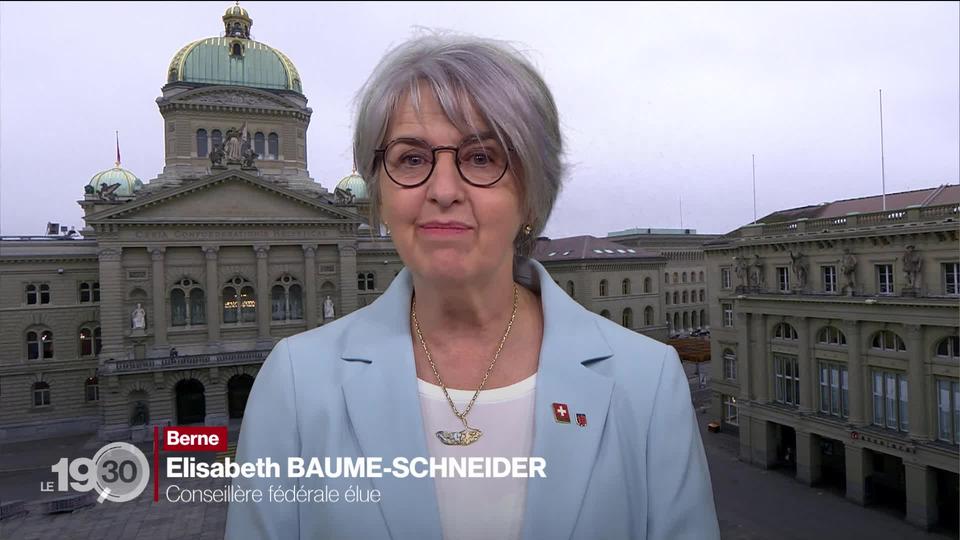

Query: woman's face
[379,87,524,286]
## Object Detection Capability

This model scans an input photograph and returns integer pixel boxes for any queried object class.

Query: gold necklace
[411,283,519,446]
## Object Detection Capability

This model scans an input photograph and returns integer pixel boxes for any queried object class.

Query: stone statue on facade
[734,256,750,288]
[130,401,149,426]
[840,248,858,294]
[241,145,258,169]
[131,303,146,330]
[209,143,225,167]
[334,187,355,205]
[323,295,336,320]
[789,251,808,290]
[224,124,246,162]
[97,182,121,201]
[902,245,922,290]
[750,254,766,289]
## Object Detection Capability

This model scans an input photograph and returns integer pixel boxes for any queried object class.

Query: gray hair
[352,31,564,257]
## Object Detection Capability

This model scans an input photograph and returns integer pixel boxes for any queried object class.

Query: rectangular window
[722,303,733,327]
[723,350,737,381]
[822,265,837,293]
[816,361,850,418]
[872,369,908,433]
[777,267,790,292]
[877,264,894,295]
[774,354,800,407]
[723,395,739,426]
[721,268,732,290]
[944,263,960,296]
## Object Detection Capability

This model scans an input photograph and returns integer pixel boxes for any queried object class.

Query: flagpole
[115,131,121,167]
[752,154,757,224]
[879,89,886,211]
[679,193,683,229]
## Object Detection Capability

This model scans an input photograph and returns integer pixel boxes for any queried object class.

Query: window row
[665,289,705,305]
[169,275,309,325]
[27,378,100,407]
[23,282,101,305]
[598,306,655,328]
[598,278,652,296]
[25,326,102,360]
[197,129,279,159]
[665,271,705,284]
[721,262,959,296]
[669,310,707,332]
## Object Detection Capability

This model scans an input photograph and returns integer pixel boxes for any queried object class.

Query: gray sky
[1,1,957,238]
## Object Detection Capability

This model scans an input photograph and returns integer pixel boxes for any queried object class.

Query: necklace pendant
[436,425,483,446]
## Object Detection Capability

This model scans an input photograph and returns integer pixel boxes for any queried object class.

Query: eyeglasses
[374,136,512,188]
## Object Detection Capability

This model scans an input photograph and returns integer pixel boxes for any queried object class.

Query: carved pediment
[172,88,295,110]
[87,173,361,225]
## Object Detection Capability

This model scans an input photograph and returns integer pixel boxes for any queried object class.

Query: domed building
[86,164,143,199]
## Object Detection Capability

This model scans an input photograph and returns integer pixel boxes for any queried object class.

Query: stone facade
[704,186,960,532]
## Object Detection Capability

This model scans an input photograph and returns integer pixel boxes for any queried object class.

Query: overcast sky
[1,1,957,238]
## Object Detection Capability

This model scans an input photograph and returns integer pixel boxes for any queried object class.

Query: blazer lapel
[340,269,443,540]
[519,259,615,540]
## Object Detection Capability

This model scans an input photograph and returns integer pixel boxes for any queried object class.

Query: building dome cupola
[223,2,252,39]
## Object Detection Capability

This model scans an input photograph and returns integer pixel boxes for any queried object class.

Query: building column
[844,319,866,426]
[753,314,769,402]
[303,245,318,329]
[905,324,929,441]
[205,368,228,427]
[795,430,820,486]
[150,247,167,351]
[844,444,870,505]
[338,243,359,315]
[203,246,220,349]
[97,247,125,361]
[796,316,814,413]
[904,462,937,530]
[254,245,271,345]
[736,311,751,401]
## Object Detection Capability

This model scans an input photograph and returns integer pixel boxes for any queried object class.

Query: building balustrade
[102,349,270,374]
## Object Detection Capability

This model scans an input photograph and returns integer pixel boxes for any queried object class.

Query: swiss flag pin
[576,413,587,427]
[552,402,571,424]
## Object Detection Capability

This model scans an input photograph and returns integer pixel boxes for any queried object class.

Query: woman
[226,33,719,540]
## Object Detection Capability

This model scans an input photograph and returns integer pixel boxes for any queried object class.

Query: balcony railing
[103,349,270,374]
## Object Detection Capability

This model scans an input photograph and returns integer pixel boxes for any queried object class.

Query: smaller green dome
[335,172,368,202]
[224,4,249,19]
[89,166,142,197]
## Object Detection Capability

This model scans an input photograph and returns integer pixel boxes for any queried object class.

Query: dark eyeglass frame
[374,136,514,188]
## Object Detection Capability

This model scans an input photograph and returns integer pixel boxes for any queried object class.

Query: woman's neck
[410,262,518,338]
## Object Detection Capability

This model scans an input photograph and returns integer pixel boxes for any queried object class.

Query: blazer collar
[340,257,614,540]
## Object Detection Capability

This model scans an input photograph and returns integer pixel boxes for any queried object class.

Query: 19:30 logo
[50,442,150,503]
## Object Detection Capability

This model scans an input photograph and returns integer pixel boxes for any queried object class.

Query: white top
[418,373,537,540]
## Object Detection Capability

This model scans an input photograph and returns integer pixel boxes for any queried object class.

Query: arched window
[599,280,608,297]
[673,272,679,284]
[673,312,680,330]
[26,283,51,305]
[644,306,654,326]
[600,309,610,319]
[774,323,798,340]
[936,335,960,358]
[79,325,101,357]
[871,330,906,352]
[723,349,737,380]
[357,272,375,291]
[621,278,630,295]
[271,275,303,321]
[566,281,575,297]
[642,277,651,294]
[817,326,847,346]
[664,273,669,284]
[268,132,279,159]
[683,311,690,329]
[171,278,204,326]
[699,289,705,302]
[673,291,679,304]
[196,129,208,157]
[682,272,688,283]
[79,281,100,303]
[665,292,671,305]
[232,42,242,56]
[700,309,706,327]
[254,132,265,157]
[40,284,50,304]
[622,308,633,328]
[27,330,54,359]
[692,311,699,328]
[25,284,37,304]
[211,129,222,150]
[32,381,50,407]
[699,271,705,282]
[85,377,99,402]
[223,276,255,323]
[682,291,688,304]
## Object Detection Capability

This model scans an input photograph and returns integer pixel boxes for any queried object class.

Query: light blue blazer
[225,258,720,540]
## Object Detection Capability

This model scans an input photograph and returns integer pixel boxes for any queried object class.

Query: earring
[523,224,533,235]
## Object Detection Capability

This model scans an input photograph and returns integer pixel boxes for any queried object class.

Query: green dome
[335,172,369,201]
[89,166,143,197]
[166,5,302,93]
